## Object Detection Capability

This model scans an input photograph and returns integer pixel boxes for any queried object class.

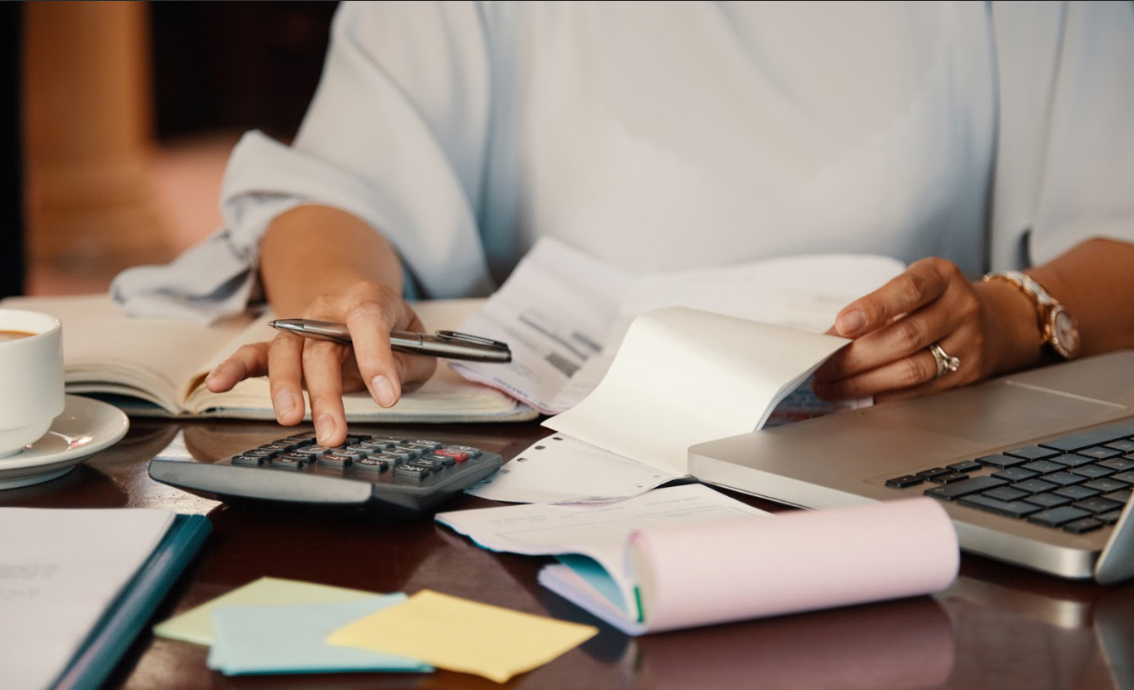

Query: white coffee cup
[0,309,65,458]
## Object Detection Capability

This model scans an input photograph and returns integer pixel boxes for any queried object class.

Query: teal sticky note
[207,596,432,676]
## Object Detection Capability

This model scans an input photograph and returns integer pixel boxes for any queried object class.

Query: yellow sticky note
[154,577,378,646]
[326,590,598,683]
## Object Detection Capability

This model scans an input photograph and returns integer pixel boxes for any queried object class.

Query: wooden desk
[3,417,1132,690]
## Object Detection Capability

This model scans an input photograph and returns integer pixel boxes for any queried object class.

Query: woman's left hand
[811,257,1009,404]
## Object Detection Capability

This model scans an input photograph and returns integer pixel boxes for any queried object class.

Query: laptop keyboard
[887,419,1134,534]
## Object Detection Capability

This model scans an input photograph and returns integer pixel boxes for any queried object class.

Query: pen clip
[436,330,510,351]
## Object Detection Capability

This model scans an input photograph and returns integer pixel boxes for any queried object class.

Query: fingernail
[371,375,397,407]
[273,390,296,417]
[837,310,866,336]
[315,413,335,446]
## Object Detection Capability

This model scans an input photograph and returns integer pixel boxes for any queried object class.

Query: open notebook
[0,294,535,423]
[690,350,1134,584]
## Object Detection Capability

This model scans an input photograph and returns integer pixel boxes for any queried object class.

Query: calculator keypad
[228,431,487,484]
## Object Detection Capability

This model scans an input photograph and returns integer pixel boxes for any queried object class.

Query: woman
[114,2,1134,448]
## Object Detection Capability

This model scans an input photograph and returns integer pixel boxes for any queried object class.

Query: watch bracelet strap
[981,270,1053,349]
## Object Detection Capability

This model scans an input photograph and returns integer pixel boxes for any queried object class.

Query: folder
[50,514,211,690]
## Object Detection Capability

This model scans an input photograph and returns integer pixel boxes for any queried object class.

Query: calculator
[148,429,503,520]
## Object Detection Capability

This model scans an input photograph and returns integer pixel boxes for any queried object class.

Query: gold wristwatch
[983,270,1081,360]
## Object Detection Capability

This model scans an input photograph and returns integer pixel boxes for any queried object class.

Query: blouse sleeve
[111,1,500,323]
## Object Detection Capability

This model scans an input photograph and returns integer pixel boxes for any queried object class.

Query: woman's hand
[811,257,1036,404]
[205,280,437,447]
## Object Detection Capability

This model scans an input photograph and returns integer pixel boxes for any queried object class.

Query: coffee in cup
[0,309,65,458]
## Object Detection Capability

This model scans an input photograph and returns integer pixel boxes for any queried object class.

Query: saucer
[0,395,130,490]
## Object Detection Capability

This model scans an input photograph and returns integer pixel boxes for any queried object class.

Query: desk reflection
[632,596,954,690]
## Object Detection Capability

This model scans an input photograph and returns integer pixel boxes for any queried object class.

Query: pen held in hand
[269,319,512,363]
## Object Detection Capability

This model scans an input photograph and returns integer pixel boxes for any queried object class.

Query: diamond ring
[929,343,960,378]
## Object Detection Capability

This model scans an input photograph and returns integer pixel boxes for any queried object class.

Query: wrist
[983,270,1082,363]
[975,277,1047,374]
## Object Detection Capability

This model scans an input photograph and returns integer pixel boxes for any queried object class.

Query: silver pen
[269,319,512,363]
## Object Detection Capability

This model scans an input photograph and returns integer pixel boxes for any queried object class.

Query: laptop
[688,349,1134,584]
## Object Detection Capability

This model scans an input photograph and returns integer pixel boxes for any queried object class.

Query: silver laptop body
[689,350,1134,584]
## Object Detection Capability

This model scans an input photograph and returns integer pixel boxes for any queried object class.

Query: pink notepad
[622,498,958,633]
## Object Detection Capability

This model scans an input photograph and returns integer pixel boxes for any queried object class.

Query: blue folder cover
[50,514,212,690]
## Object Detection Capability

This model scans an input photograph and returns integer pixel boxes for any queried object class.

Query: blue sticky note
[207,596,432,676]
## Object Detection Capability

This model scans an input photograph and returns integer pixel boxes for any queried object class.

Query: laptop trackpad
[863,381,1126,445]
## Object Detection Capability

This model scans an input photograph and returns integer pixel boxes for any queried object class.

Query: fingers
[832,258,954,338]
[267,331,307,427]
[205,342,271,393]
[813,337,965,402]
[301,339,350,447]
[814,259,988,401]
[346,304,438,407]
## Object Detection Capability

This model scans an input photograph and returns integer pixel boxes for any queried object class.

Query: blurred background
[3,1,339,298]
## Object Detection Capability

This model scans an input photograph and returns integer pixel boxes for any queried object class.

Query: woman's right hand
[204,280,437,448]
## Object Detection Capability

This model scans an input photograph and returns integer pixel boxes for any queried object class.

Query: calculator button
[392,445,423,457]
[369,437,408,446]
[355,458,389,472]
[231,454,266,467]
[380,450,415,463]
[271,455,308,469]
[421,453,455,467]
[319,453,354,468]
[394,464,431,480]
[446,445,482,458]
[408,457,445,470]
[260,442,297,452]
[434,448,470,463]
[410,440,443,451]
[294,445,331,457]
[329,449,369,461]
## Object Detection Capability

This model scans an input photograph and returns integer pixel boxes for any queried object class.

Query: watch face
[1050,307,1081,359]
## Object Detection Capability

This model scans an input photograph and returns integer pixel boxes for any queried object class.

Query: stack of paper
[437,484,959,635]
[154,576,598,683]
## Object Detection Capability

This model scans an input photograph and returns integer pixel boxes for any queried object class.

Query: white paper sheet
[440,484,767,582]
[547,306,850,476]
[0,508,175,690]
[466,434,677,504]
[455,239,905,415]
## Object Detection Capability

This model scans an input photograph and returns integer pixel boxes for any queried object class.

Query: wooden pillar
[22,0,171,280]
